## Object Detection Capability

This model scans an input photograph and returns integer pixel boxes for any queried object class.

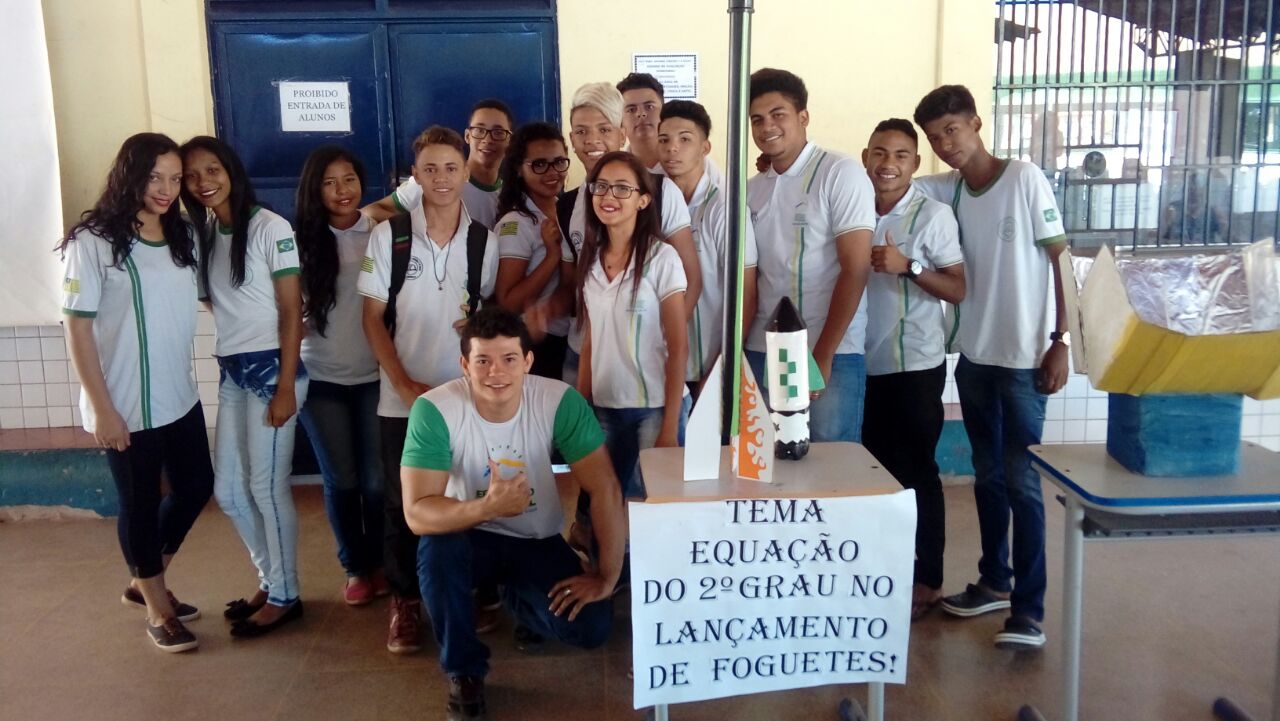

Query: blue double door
[208,16,559,220]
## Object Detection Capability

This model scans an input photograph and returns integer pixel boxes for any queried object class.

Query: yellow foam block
[1096,322,1280,399]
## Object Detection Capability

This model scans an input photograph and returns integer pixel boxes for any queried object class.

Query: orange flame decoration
[735,374,768,479]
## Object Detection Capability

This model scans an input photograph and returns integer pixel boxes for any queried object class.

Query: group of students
[61,65,1069,720]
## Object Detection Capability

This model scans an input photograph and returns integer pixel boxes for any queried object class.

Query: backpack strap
[649,171,665,213]
[555,189,578,263]
[383,212,414,337]
[464,219,488,318]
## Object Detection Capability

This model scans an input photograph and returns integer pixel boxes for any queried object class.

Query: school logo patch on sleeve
[498,221,519,237]
[1043,208,1059,223]
[360,257,375,273]
[62,278,80,294]
[276,238,296,253]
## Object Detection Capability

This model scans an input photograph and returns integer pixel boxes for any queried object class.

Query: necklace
[425,232,453,291]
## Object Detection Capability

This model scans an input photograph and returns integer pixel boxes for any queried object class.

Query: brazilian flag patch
[361,257,374,273]
[1043,208,1059,223]
[498,221,519,237]
[276,238,296,253]
[63,278,80,294]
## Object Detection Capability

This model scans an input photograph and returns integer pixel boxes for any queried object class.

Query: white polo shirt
[583,241,688,409]
[914,160,1067,369]
[864,184,963,376]
[357,205,498,417]
[204,207,301,357]
[561,176,692,354]
[685,172,759,381]
[300,213,380,385]
[395,177,501,230]
[61,228,199,433]
[746,142,876,355]
[400,375,605,540]
[495,199,570,337]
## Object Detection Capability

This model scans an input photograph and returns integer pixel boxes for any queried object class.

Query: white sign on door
[632,53,699,100]
[629,492,916,709]
[278,81,351,133]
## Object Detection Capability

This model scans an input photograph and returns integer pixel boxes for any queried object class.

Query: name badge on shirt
[792,200,809,228]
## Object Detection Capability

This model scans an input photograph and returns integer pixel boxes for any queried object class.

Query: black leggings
[105,402,214,578]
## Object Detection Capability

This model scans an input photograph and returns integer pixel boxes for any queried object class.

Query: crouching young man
[399,306,624,720]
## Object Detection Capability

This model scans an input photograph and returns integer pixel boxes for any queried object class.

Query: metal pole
[1062,495,1086,721]
[722,0,753,438]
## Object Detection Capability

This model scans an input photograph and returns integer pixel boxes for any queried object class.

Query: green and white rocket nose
[765,296,810,460]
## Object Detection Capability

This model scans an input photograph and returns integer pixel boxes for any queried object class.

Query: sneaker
[146,617,199,653]
[475,602,502,635]
[447,675,487,721]
[122,586,200,622]
[994,615,1046,649]
[940,583,1011,618]
[513,624,545,654]
[386,596,424,654]
[370,569,391,598]
[343,576,375,606]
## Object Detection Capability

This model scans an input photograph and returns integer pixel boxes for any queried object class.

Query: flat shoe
[229,600,304,638]
[223,598,265,622]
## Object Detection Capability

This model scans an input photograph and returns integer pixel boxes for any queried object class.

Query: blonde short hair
[570,82,624,129]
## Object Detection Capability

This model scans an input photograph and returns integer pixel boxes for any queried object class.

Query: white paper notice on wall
[632,53,699,100]
[278,81,351,133]
[628,492,916,709]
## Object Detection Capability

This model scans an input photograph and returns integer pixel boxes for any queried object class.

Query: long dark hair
[178,136,257,296]
[295,146,366,336]
[495,122,567,222]
[58,132,195,268]
[576,151,661,327]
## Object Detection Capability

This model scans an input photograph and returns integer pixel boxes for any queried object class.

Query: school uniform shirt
[394,177,501,230]
[400,375,604,540]
[561,177,692,354]
[300,212,380,385]
[204,207,301,357]
[583,241,688,409]
[914,160,1067,370]
[495,199,570,337]
[61,228,199,433]
[864,183,963,376]
[746,142,876,355]
[685,172,759,381]
[357,205,498,418]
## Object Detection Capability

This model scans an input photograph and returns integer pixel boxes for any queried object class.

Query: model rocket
[765,296,810,460]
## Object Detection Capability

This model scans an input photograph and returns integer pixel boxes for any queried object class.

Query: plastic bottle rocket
[765,296,810,460]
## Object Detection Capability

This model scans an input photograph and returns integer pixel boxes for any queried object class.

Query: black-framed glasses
[587,181,641,199]
[524,157,571,174]
[466,126,511,141]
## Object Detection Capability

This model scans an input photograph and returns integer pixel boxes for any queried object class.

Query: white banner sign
[278,81,351,133]
[629,492,916,709]
[632,53,699,100]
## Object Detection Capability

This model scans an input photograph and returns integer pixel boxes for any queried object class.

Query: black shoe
[447,675,487,721]
[123,586,200,622]
[147,617,199,653]
[513,625,545,654]
[229,600,304,638]
[994,615,1046,649]
[940,583,1012,618]
[223,597,265,621]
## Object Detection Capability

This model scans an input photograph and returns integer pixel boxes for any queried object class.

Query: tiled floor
[1,485,1276,721]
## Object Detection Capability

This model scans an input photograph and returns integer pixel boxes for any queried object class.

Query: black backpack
[382,212,488,337]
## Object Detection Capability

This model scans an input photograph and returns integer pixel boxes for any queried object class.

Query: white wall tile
[198,381,218,406]
[72,407,83,426]
[38,325,63,338]
[1243,396,1262,415]
[0,407,25,428]
[0,361,18,384]
[1259,437,1280,452]
[0,385,21,408]
[0,327,14,338]
[1045,398,1065,421]
[196,311,216,335]
[1063,420,1086,442]
[47,406,72,428]
[15,338,41,361]
[14,326,39,338]
[43,360,68,383]
[1242,415,1262,438]
[1085,419,1108,442]
[22,407,49,428]
[194,335,216,359]
[39,337,67,360]
[1064,398,1088,420]
[70,382,81,404]
[1086,397,1110,419]
[1042,420,1064,443]
[1261,415,1280,436]
[45,383,70,407]
[0,338,16,362]
[195,358,219,383]
[20,384,46,407]
[17,361,43,384]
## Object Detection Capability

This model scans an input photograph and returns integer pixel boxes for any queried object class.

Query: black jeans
[861,363,946,590]
[105,402,214,579]
[379,415,419,599]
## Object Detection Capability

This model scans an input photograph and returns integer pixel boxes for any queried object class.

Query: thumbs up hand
[483,458,532,518]
[870,230,910,275]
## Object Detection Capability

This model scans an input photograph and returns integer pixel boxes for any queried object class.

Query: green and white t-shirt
[864,184,963,376]
[685,172,759,381]
[495,199,570,337]
[747,142,877,355]
[400,375,604,539]
[356,205,498,418]
[300,212,380,385]
[914,160,1067,370]
[395,177,501,230]
[582,241,688,409]
[203,207,301,356]
[61,228,199,433]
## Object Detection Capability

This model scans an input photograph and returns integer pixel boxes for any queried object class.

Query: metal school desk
[1021,443,1280,721]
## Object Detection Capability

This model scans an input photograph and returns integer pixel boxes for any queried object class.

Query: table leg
[651,704,669,721]
[868,682,884,721]
[1061,495,1085,721]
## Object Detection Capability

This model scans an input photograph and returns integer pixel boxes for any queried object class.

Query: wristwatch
[903,259,923,279]
[1050,330,1071,346]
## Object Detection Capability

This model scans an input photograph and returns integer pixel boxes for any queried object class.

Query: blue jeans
[417,530,613,678]
[955,355,1048,622]
[595,395,691,499]
[746,351,866,443]
[298,379,384,577]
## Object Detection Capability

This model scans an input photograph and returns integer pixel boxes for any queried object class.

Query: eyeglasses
[466,126,511,141]
[587,181,642,199]
[524,157,571,174]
